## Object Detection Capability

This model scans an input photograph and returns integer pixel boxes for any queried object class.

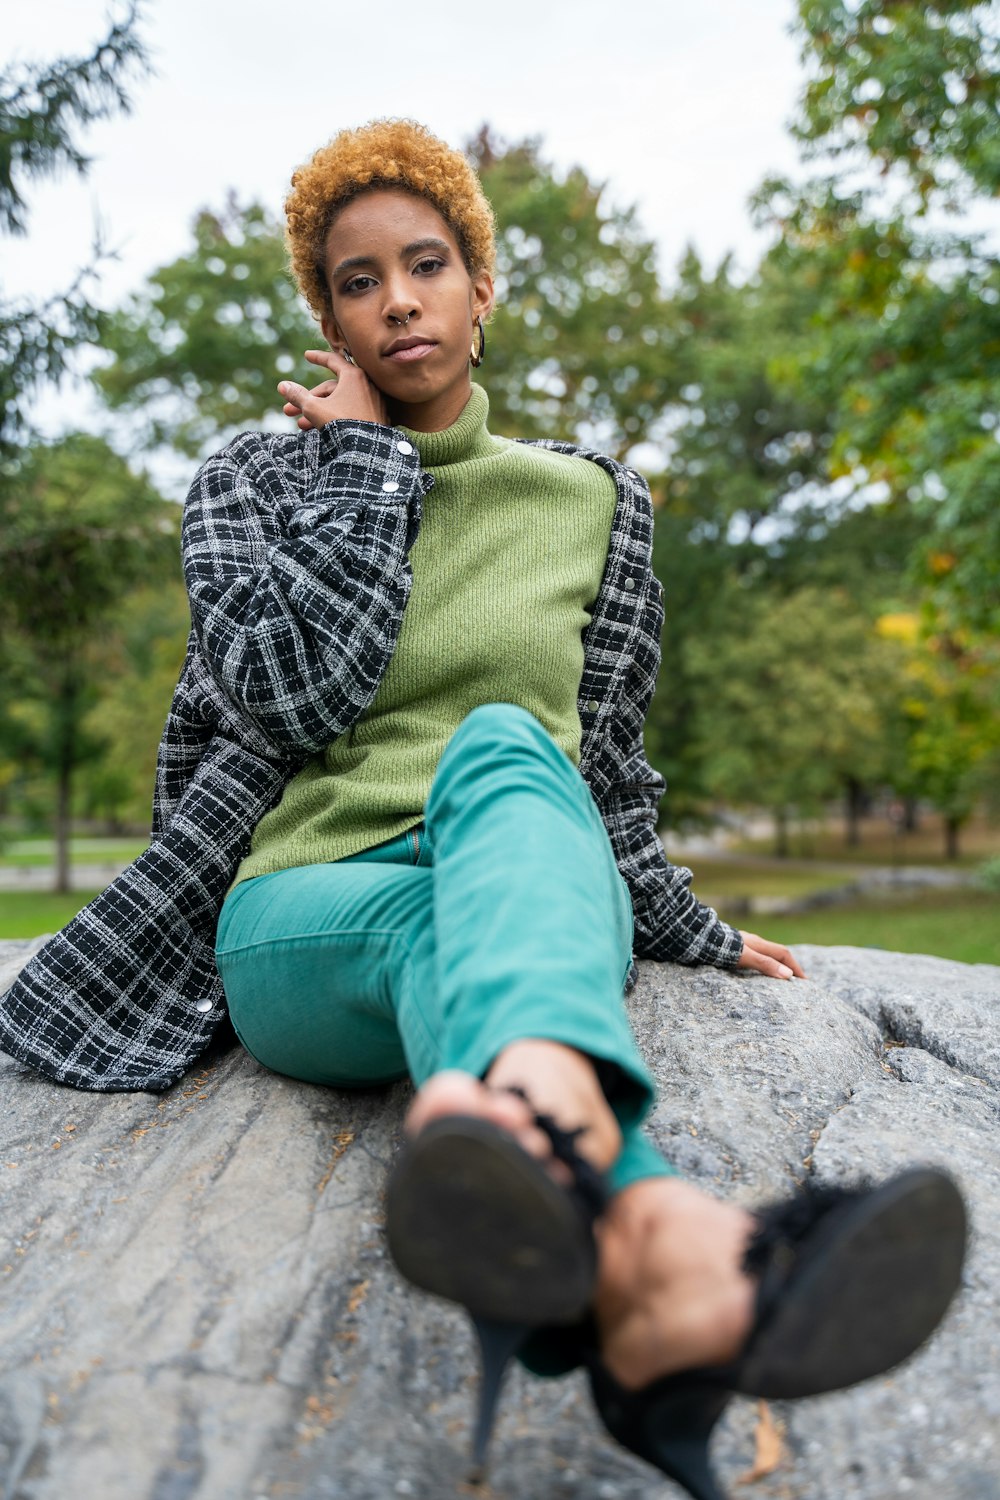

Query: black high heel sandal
[385,1095,608,1480]
[586,1167,968,1500]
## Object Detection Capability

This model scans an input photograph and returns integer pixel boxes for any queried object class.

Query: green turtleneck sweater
[232,384,617,883]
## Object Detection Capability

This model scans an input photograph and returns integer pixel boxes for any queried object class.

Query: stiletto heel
[588,1364,729,1500]
[587,1167,967,1500]
[386,1102,609,1474]
[468,1319,530,1482]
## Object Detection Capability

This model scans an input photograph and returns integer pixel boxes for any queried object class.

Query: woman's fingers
[304,347,349,371]
[278,351,389,427]
[737,930,807,980]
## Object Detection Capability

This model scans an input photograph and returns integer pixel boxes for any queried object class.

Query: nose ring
[390,313,411,326]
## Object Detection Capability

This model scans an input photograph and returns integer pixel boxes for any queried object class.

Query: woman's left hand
[736,931,807,980]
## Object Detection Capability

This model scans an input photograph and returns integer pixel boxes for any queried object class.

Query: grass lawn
[716,888,1000,967]
[0,891,102,941]
[681,858,854,901]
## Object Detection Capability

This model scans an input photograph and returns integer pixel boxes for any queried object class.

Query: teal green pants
[216,703,671,1197]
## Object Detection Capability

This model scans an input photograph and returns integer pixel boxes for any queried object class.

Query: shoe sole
[385,1115,597,1326]
[737,1167,967,1399]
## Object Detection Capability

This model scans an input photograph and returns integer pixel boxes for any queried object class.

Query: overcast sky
[5,0,810,312]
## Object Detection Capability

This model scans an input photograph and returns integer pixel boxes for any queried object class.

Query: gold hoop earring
[470,315,486,368]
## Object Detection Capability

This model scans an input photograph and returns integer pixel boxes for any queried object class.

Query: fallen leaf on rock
[737,1399,784,1484]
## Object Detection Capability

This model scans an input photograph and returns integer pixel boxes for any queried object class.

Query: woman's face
[321,188,494,431]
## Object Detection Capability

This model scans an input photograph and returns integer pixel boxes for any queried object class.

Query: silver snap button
[396,441,414,455]
[586,699,599,713]
[196,999,213,1014]
[382,480,400,493]
[624,578,636,591]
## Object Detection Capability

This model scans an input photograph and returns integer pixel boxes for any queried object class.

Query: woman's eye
[343,274,376,294]
[414,257,444,275]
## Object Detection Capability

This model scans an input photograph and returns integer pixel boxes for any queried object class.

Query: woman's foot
[404,1041,624,1183]
[595,1179,758,1390]
[406,1048,756,1392]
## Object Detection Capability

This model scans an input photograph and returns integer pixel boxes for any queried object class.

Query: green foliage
[685,586,899,840]
[774,2,1000,629]
[0,4,148,455]
[794,0,1000,210]
[79,579,189,826]
[652,248,834,564]
[0,1,147,236]
[96,197,315,456]
[1,433,176,640]
[470,129,667,456]
[889,614,1000,841]
[0,435,179,882]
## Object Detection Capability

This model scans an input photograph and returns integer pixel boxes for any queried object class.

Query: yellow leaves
[928,551,957,576]
[876,611,919,643]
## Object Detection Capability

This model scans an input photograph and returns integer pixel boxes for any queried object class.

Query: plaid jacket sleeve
[596,571,744,968]
[182,420,430,753]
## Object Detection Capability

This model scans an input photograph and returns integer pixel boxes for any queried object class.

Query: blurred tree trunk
[844,776,865,848]
[774,807,790,859]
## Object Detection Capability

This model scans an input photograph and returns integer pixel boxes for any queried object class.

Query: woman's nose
[384,284,420,326]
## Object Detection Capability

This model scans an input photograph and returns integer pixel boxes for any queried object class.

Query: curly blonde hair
[285,119,496,322]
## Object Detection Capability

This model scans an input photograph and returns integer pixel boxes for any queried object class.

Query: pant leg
[405,703,672,1193]
[215,834,434,1088]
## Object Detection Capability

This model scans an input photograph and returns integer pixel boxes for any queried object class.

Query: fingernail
[779,964,792,979]
[277,382,287,393]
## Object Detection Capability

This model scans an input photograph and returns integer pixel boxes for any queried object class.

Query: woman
[0,121,966,1500]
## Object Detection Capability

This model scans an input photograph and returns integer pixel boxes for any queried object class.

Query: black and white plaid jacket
[0,417,742,1092]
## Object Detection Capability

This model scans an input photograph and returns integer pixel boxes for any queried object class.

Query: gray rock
[1,939,998,1500]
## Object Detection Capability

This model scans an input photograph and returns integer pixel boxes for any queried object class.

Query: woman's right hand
[279,348,388,429]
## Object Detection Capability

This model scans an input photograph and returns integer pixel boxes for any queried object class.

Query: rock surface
[1,938,997,1500]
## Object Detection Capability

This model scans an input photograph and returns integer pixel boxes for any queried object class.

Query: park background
[1,0,998,963]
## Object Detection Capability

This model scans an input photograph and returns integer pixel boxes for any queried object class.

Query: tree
[686,587,901,855]
[793,0,1000,212]
[469,129,667,455]
[749,1,1000,629]
[877,609,1000,858]
[96,196,315,456]
[0,435,179,888]
[753,172,1000,632]
[0,3,148,455]
[643,243,895,828]
[78,578,189,830]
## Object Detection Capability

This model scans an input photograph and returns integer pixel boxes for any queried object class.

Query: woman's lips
[385,341,437,363]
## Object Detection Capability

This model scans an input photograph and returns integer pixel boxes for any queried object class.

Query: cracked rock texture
[1,938,997,1500]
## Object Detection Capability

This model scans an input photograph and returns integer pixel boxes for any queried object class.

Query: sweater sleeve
[181,420,428,753]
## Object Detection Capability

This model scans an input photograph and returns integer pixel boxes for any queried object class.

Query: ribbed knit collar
[397,383,499,468]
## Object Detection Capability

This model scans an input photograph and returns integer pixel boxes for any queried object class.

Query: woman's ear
[320,312,348,356]
[471,271,495,323]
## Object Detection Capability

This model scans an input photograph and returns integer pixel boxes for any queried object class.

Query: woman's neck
[387,377,474,433]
